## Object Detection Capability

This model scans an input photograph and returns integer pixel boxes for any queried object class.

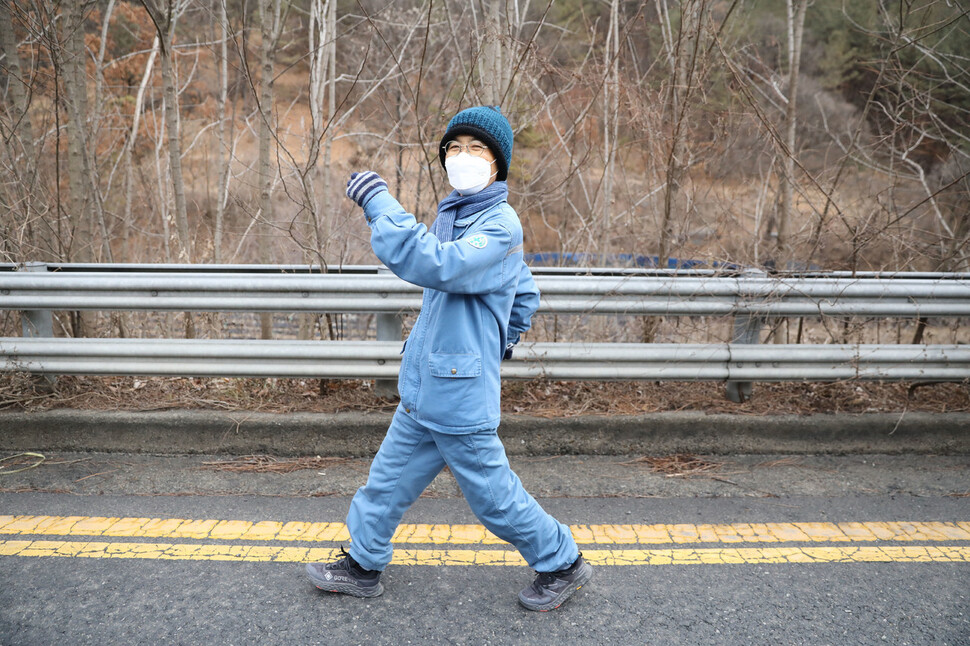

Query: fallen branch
[199,455,350,473]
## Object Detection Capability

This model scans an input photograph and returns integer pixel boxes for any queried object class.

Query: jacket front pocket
[429,353,481,378]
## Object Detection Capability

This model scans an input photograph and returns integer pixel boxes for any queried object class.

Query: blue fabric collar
[432,181,508,243]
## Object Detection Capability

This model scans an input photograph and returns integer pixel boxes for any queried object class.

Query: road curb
[0,409,967,456]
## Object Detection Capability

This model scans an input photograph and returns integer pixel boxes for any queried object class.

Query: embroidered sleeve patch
[467,234,488,249]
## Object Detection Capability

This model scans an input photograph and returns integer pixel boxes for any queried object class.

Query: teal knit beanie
[438,106,514,181]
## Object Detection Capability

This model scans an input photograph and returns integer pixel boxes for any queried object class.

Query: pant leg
[432,428,578,573]
[346,408,446,571]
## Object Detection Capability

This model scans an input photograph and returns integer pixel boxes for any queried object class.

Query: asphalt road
[1,452,968,645]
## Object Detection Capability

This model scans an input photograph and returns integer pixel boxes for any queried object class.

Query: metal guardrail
[2,262,969,402]
[1,338,966,381]
[4,268,970,316]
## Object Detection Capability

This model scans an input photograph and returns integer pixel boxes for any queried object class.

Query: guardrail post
[375,266,402,399]
[19,262,56,386]
[20,262,54,337]
[725,268,766,403]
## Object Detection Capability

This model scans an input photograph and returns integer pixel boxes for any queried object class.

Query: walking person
[305,106,592,611]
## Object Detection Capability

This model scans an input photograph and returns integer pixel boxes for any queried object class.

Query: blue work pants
[346,406,578,573]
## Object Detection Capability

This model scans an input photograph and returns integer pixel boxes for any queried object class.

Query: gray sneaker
[518,554,592,611]
[306,548,384,598]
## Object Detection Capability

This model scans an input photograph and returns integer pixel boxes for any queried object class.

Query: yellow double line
[1,515,969,566]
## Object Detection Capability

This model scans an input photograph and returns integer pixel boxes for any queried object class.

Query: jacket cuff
[362,190,399,222]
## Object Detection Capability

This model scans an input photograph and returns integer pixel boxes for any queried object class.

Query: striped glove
[346,171,388,208]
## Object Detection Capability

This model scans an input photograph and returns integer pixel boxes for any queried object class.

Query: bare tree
[122,36,160,262]
[775,0,808,267]
[256,0,288,338]
[479,0,502,105]
[212,0,231,263]
[657,0,703,268]
[0,3,35,163]
[599,0,620,258]
[61,0,95,266]
[305,0,335,261]
[0,0,49,260]
[3,0,966,352]
[141,0,192,262]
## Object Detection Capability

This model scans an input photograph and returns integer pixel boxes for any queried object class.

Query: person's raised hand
[346,171,388,208]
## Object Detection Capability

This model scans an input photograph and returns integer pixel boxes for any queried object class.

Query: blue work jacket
[363,190,540,433]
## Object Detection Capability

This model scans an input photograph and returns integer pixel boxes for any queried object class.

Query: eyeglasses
[443,140,490,158]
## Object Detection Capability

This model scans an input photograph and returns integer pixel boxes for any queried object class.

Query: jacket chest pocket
[429,353,481,378]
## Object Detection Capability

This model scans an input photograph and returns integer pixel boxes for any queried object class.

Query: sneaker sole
[518,561,593,612]
[305,565,384,598]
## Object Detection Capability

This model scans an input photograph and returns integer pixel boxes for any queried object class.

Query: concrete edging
[0,409,967,456]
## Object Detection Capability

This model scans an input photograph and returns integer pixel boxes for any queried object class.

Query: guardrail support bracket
[18,262,56,387]
[726,269,767,403]
[375,267,402,399]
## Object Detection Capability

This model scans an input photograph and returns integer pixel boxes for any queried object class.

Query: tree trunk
[0,1,49,259]
[658,0,701,268]
[92,0,115,130]
[776,0,808,267]
[315,0,336,261]
[60,0,98,336]
[213,0,231,264]
[62,0,91,264]
[257,0,282,339]
[395,86,406,199]
[301,0,332,340]
[0,3,36,165]
[600,0,620,259]
[124,37,159,263]
[480,0,502,105]
[323,0,335,257]
[937,161,970,272]
[650,0,703,342]
[141,0,192,337]
[159,20,191,262]
[89,0,115,263]
[140,0,191,262]
[60,0,112,266]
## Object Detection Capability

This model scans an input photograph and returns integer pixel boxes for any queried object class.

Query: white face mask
[445,153,496,195]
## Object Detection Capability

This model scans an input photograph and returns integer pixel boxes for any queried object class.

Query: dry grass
[619,453,723,477]
[502,379,970,416]
[1,372,967,416]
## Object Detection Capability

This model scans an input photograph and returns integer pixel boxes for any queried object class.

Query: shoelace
[533,556,581,589]
[332,547,380,580]
[328,547,353,570]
